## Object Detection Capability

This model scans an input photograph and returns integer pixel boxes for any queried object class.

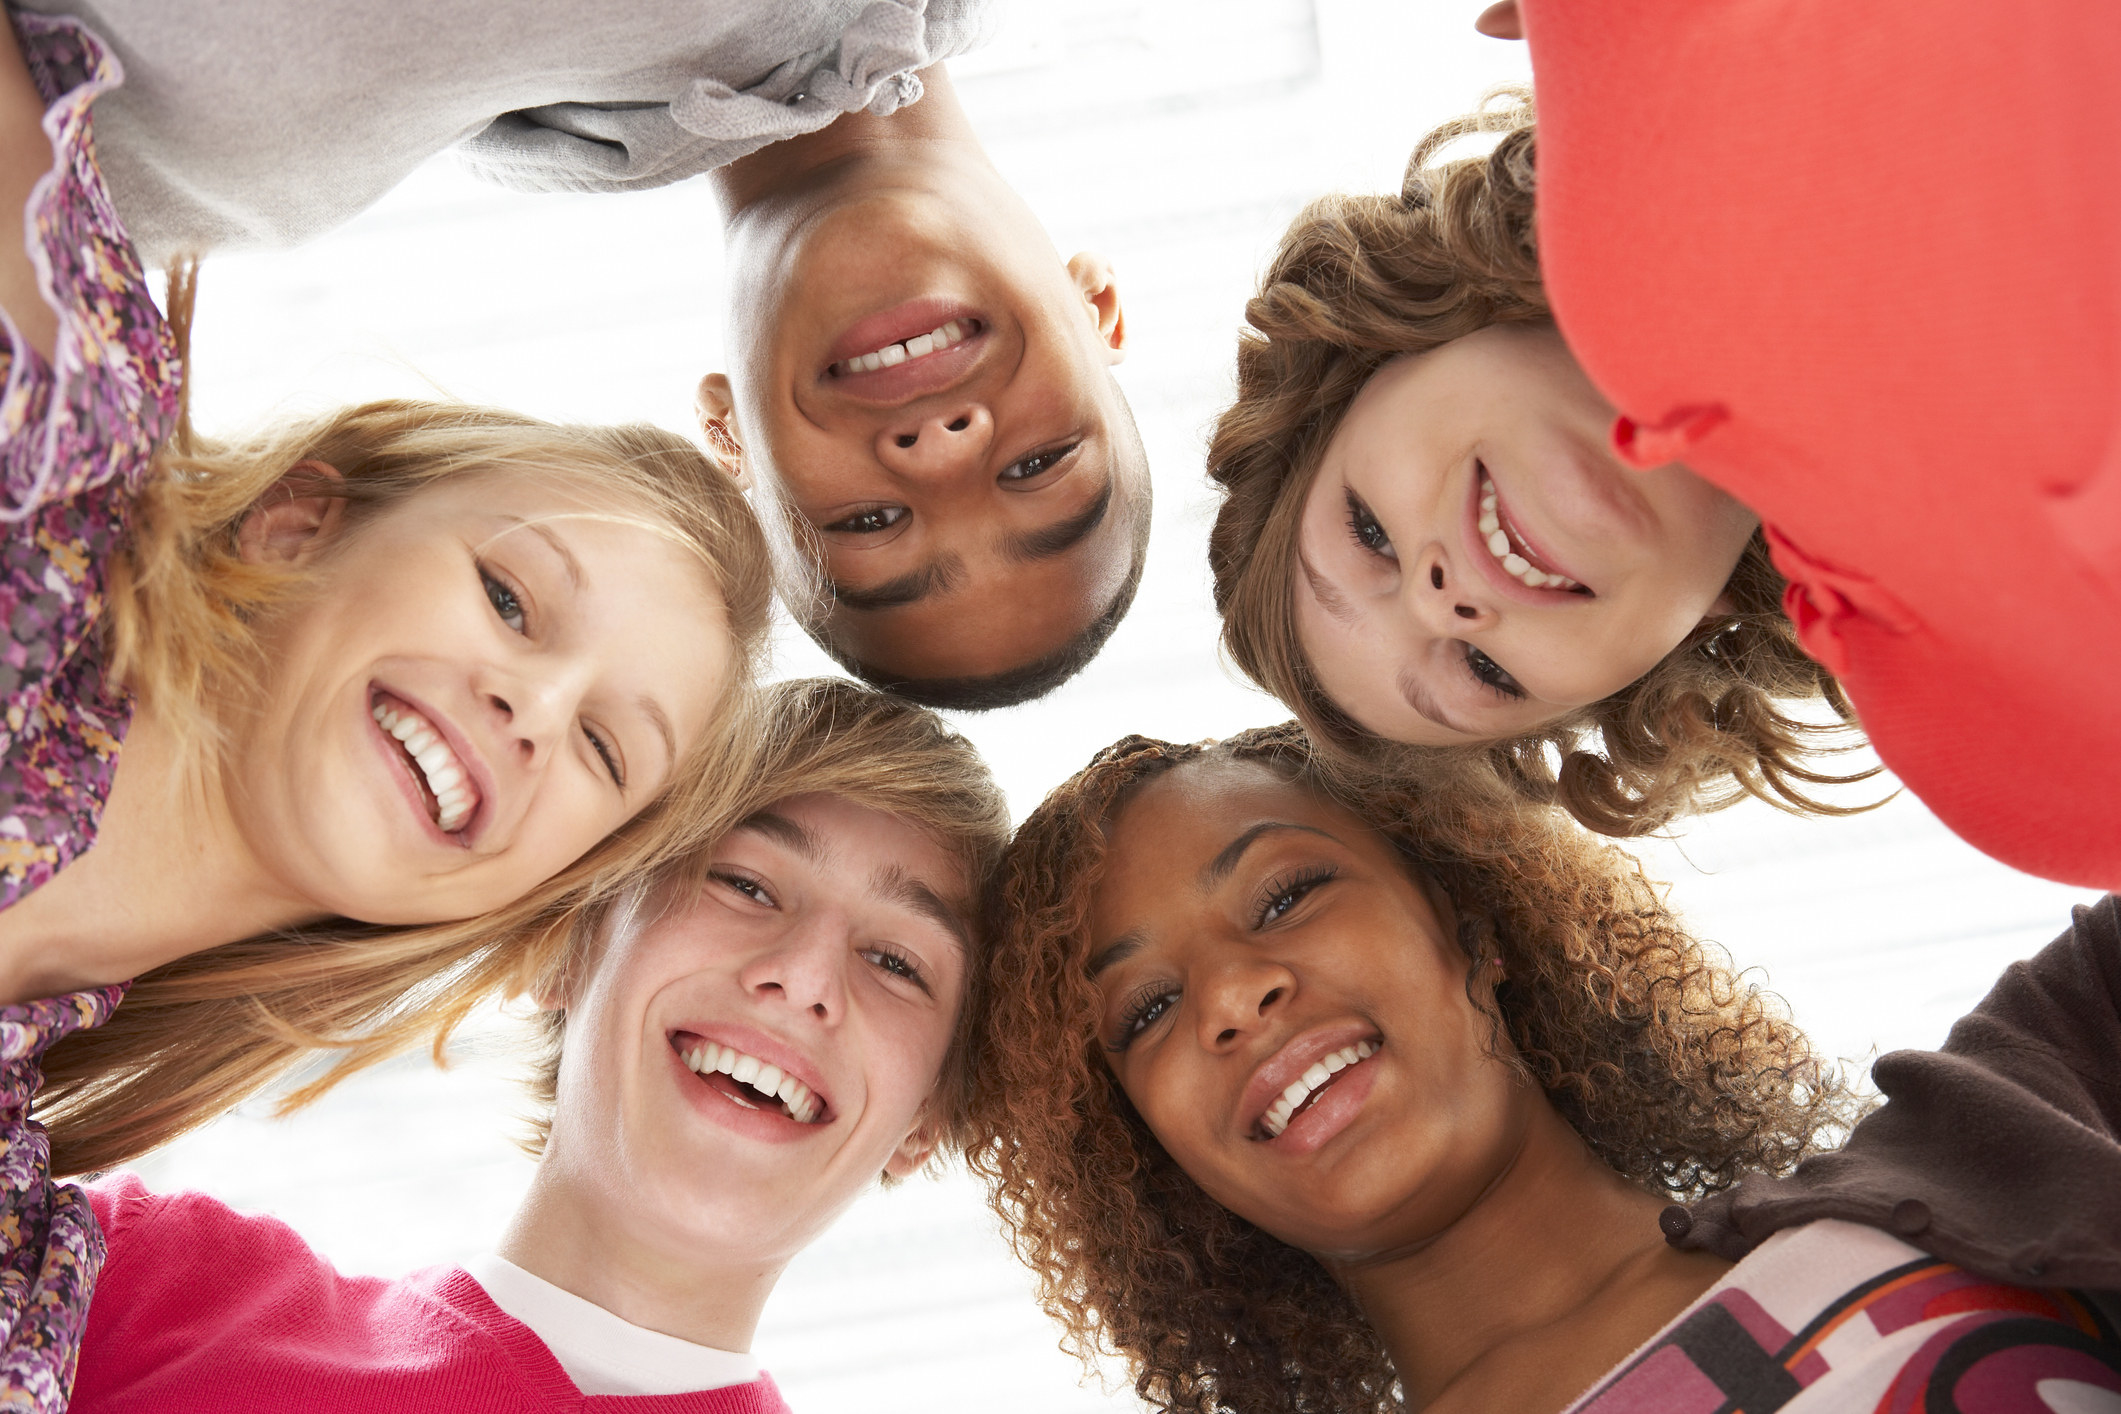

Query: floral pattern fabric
[0,10,180,1411]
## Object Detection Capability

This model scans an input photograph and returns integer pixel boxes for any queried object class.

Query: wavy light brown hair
[1207,91,1873,837]
[43,394,775,1177]
[519,676,1014,1160]
[967,724,1862,1414]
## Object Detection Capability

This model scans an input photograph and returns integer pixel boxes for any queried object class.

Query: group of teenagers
[0,0,2111,1410]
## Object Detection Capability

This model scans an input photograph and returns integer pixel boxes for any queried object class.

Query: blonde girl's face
[1291,323,1760,746]
[229,469,733,927]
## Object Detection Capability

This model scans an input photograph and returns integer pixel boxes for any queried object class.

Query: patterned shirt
[0,11,180,1411]
[1568,1220,2121,1414]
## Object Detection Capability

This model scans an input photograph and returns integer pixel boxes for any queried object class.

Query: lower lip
[1266,1053,1381,1156]
[1462,471,1591,606]
[366,696,467,849]
[826,297,984,369]
[668,1042,822,1145]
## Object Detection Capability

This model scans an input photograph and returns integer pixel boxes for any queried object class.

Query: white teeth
[675,1038,825,1123]
[1477,476,1582,592]
[372,698,478,833]
[834,319,970,377]
[1259,1042,1378,1139]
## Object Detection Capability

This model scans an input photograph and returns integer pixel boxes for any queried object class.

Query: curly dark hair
[966,723,1864,1414]
[1206,89,1878,838]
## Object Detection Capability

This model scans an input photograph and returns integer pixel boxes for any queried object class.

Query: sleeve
[1669,897,2121,1291]
[455,0,994,195]
[0,13,179,907]
[0,984,126,1411]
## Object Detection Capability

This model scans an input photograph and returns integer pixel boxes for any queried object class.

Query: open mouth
[828,317,981,378]
[371,690,480,834]
[1256,1039,1378,1140]
[674,1033,826,1125]
[1477,469,1591,594]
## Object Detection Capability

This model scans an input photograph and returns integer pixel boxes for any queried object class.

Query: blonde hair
[1207,91,1875,837]
[43,393,775,1176]
[518,676,1012,1160]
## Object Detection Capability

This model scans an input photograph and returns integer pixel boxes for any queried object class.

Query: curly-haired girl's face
[1291,323,1760,746]
[1086,754,1542,1261]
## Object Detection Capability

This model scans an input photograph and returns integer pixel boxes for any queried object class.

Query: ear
[881,1102,946,1181]
[1474,1,1524,39]
[694,373,751,488]
[236,460,347,565]
[1066,251,1127,365]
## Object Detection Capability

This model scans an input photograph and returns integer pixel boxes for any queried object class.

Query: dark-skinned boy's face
[701,160,1144,687]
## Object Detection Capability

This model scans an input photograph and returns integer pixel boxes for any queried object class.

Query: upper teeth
[834,319,971,376]
[1260,1040,1376,1138]
[1479,475,1581,591]
[372,699,477,833]
[682,1039,823,1125]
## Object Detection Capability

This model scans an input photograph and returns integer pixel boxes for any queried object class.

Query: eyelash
[1344,490,1395,559]
[1001,442,1080,483]
[1462,645,1526,701]
[824,505,908,535]
[1111,981,1178,1051]
[863,944,932,995]
[1254,864,1338,927]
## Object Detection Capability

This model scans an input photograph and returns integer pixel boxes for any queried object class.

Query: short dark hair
[811,391,1152,711]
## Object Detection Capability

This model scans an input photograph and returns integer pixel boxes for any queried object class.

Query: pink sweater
[71,1176,792,1414]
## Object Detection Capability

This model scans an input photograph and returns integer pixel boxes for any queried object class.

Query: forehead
[739,793,970,901]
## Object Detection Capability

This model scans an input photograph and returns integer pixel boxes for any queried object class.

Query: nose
[873,403,995,481]
[1192,952,1297,1051]
[737,914,848,1024]
[1408,542,1496,633]
[472,662,578,770]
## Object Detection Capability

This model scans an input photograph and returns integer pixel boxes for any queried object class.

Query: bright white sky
[138,3,2099,1409]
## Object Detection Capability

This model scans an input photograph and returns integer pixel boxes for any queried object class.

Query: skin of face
[700,86,1139,682]
[534,794,969,1278]
[1089,755,1540,1261]
[1293,323,1759,745]
[227,467,732,927]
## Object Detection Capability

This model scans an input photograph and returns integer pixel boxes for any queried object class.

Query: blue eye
[481,567,526,632]
[584,725,624,787]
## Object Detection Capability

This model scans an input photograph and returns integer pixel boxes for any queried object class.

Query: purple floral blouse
[0,11,179,1410]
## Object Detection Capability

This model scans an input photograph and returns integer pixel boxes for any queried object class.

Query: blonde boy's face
[541,795,971,1267]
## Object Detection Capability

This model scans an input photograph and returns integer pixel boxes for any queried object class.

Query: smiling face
[229,470,732,926]
[1293,323,1758,745]
[1088,754,1540,1261]
[708,148,1143,685]
[543,793,971,1264]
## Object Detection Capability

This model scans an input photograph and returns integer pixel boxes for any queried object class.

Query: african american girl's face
[1086,755,1541,1262]
[1293,323,1759,746]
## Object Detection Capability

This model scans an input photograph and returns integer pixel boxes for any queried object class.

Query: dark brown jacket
[1667,895,2121,1289]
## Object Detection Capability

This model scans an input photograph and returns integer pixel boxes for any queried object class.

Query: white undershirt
[464,1253,760,1397]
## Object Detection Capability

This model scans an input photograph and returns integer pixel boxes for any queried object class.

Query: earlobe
[882,1105,944,1180]
[1065,251,1127,365]
[235,460,347,566]
[694,373,751,488]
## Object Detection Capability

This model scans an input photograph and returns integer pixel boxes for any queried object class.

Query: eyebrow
[736,810,828,859]
[826,553,965,613]
[1202,821,1342,889]
[1001,476,1113,565]
[636,692,677,771]
[872,863,973,954]
[1297,549,1357,625]
[1088,929,1144,980]
[1395,664,1475,736]
[497,516,585,591]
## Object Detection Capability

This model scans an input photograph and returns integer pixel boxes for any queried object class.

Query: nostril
[490,694,513,716]
[895,433,917,449]
[1455,605,1477,619]
[1261,987,1283,1010]
[1217,1027,1237,1044]
[946,416,969,432]
[1430,564,1445,590]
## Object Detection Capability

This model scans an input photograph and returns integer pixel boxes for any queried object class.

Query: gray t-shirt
[17,0,992,266]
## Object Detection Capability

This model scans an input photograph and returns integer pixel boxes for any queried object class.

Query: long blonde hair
[44,394,775,1176]
[519,677,1014,1159]
[1207,92,1875,836]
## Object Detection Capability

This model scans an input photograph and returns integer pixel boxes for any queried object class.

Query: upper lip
[1461,470,1594,607]
[1235,1020,1381,1139]
[817,324,995,406]
[670,1020,834,1120]
[370,683,498,846]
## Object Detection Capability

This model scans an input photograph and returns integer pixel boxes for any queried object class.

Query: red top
[71,1176,793,1414]
[1520,0,2121,887]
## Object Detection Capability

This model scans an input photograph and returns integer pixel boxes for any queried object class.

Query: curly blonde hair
[43,390,775,1177]
[967,723,1863,1414]
[1207,91,1874,837]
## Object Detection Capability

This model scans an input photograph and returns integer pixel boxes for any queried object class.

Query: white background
[126,2,2100,1408]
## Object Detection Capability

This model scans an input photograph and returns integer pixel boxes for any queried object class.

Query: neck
[498,1158,782,1354]
[711,64,984,223]
[1328,1105,1728,1413]
[0,703,317,1004]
